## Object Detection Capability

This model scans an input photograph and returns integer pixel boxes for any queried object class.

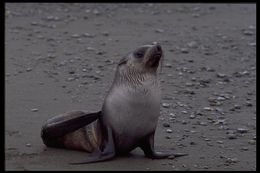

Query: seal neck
[113,67,158,88]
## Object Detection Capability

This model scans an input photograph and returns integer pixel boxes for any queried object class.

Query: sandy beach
[5,3,256,171]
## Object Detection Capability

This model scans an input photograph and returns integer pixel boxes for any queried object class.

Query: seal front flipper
[69,126,116,164]
[139,132,188,159]
[41,111,101,146]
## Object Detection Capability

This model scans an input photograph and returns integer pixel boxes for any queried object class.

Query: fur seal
[41,43,187,164]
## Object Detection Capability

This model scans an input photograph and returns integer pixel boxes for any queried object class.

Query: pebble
[248,42,256,47]
[180,48,189,53]
[165,136,171,139]
[199,122,207,126]
[248,25,255,30]
[182,120,187,124]
[237,128,248,134]
[245,101,253,107]
[241,147,249,151]
[155,28,164,33]
[166,129,173,133]
[234,104,241,109]
[71,34,80,38]
[243,30,254,36]
[26,143,31,147]
[187,41,198,48]
[26,68,32,72]
[162,103,170,108]
[31,108,38,112]
[189,114,196,119]
[86,47,95,51]
[181,110,188,114]
[217,73,227,78]
[102,31,109,36]
[216,96,226,101]
[169,113,176,117]
[93,9,101,15]
[228,134,237,139]
[190,141,196,145]
[248,140,256,145]
[168,155,175,159]
[67,77,75,81]
[83,33,93,37]
[163,122,170,127]
[165,63,172,68]
[226,157,239,164]
[217,140,224,144]
[203,107,213,111]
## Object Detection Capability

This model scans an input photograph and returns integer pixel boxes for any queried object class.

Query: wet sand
[5,3,256,171]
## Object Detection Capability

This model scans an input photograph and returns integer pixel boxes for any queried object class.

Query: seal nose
[155,44,162,53]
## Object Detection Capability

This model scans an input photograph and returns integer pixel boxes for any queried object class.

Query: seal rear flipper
[69,126,116,164]
[41,111,101,144]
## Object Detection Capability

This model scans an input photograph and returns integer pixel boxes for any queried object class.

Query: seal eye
[134,48,146,59]
[135,52,144,58]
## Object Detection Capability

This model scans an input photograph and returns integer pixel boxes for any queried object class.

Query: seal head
[118,43,163,72]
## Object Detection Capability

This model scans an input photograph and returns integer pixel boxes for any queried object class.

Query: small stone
[185,82,194,87]
[217,96,226,101]
[96,51,104,55]
[162,103,170,108]
[165,63,172,68]
[190,141,196,145]
[86,47,95,51]
[237,128,248,134]
[155,29,164,33]
[226,157,238,163]
[71,34,80,38]
[192,13,200,18]
[245,101,253,107]
[241,147,249,151]
[182,120,187,124]
[189,114,196,119]
[102,31,109,36]
[26,143,31,147]
[169,113,176,117]
[243,30,254,36]
[67,77,75,81]
[248,140,256,145]
[168,155,175,159]
[203,107,213,111]
[181,110,188,114]
[83,33,92,37]
[217,73,227,78]
[187,41,198,48]
[165,136,171,139]
[26,68,32,72]
[234,105,241,109]
[217,140,224,144]
[166,129,173,133]
[228,134,237,139]
[31,108,38,112]
[93,9,101,15]
[200,122,207,126]
[180,48,189,53]
[248,42,256,47]
[163,122,170,127]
